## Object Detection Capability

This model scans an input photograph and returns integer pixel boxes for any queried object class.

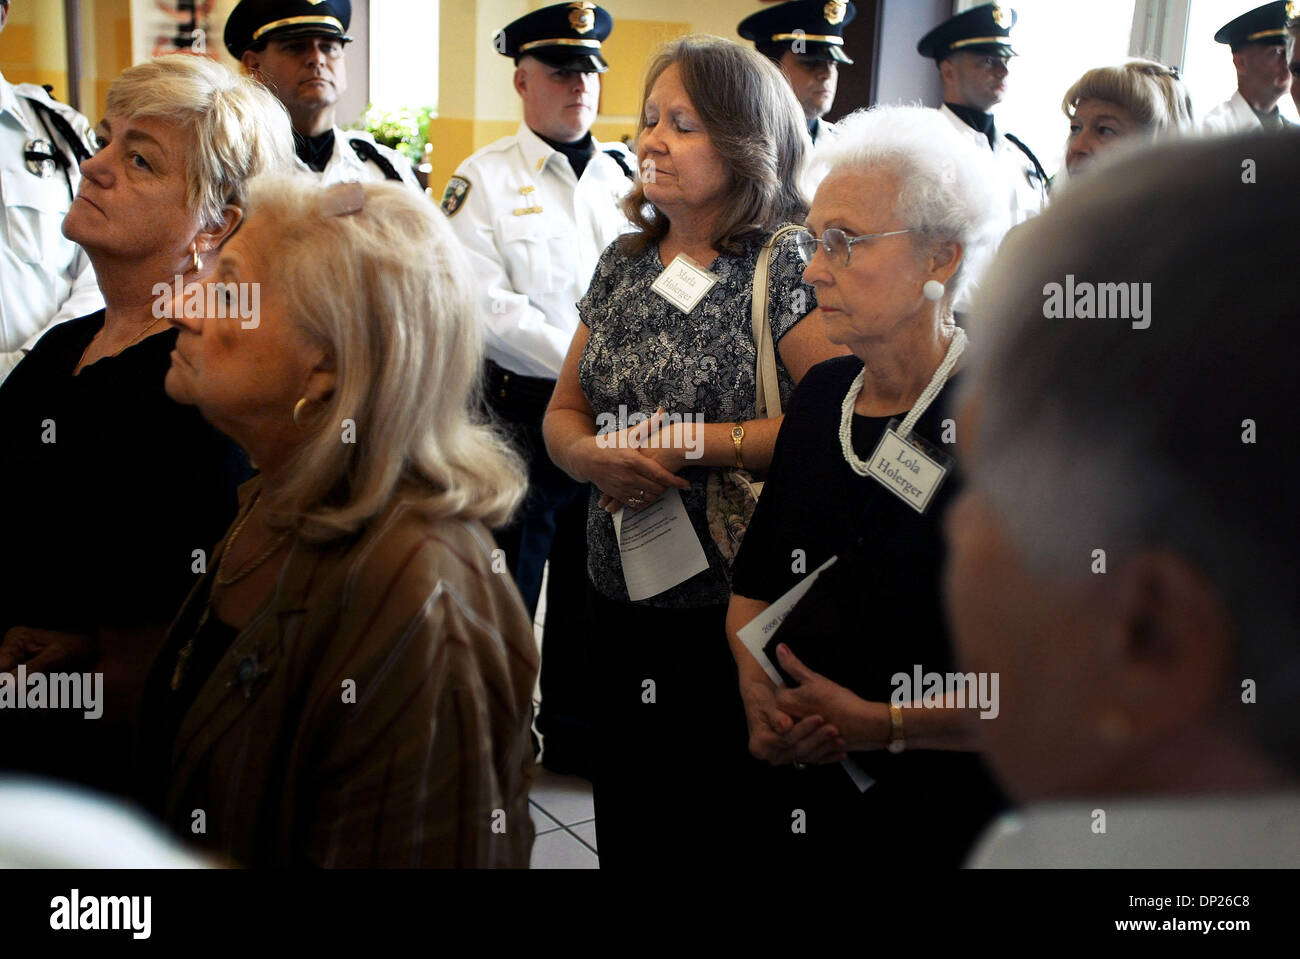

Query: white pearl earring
[923,280,945,302]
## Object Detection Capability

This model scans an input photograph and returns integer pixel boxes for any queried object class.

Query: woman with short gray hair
[950,131,1300,867]
[726,105,1007,866]
[0,54,295,797]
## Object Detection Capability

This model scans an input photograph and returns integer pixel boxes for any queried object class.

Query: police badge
[569,2,595,34]
[440,176,471,217]
[824,1,847,26]
[24,138,59,179]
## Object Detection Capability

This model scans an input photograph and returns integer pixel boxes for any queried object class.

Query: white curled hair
[809,104,1005,308]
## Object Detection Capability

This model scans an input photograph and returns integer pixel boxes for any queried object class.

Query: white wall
[874,0,951,107]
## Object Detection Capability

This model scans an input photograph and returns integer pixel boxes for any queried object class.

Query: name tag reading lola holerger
[866,418,954,514]
[650,254,719,314]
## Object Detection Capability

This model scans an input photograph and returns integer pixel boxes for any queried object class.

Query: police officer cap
[1214,1,1296,51]
[494,2,613,74]
[738,1,857,65]
[917,3,1017,62]
[224,0,352,60]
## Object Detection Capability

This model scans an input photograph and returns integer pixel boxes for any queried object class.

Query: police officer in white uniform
[738,0,857,145]
[0,0,103,382]
[440,2,633,778]
[1203,1,1296,135]
[918,3,1045,311]
[224,0,419,189]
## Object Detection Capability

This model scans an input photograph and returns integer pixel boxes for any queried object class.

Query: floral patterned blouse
[577,230,817,607]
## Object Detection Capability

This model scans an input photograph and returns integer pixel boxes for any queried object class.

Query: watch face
[733,426,743,438]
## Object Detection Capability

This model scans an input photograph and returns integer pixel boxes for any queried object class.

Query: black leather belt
[484,359,557,407]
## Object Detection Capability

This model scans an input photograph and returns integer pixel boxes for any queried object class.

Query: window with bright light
[369,0,439,112]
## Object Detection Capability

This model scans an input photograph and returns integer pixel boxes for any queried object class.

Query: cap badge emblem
[992,4,1012,29]
[824,1,847,25]
[569,3,595,34]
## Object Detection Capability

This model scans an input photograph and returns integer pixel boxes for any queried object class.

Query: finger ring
[627,496,641,506]
[637,488,646,498]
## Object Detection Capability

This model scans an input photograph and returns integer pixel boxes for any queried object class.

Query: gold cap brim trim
[950,36,1013,50]
[769,33,844,45]
[253,15,345,42]
[519,37,602,52]
[1245,28,1288,41]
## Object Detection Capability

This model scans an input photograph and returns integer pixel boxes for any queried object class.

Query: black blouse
[0,312,250,634]
[730,355,1005,863]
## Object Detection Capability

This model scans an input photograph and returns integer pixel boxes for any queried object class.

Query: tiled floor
[529,768,599,868]
[529,564,600,868]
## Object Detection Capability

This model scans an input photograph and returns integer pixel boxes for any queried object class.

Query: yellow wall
[0,0,70,99]
[427,0,769,194]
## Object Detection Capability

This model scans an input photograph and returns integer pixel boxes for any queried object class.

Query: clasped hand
[0,626,96,675]
[587,409,691,513]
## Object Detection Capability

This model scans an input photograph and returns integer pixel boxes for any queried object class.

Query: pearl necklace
[839,327,968,477]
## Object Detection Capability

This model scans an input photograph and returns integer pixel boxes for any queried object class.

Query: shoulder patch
[440,176,472,217]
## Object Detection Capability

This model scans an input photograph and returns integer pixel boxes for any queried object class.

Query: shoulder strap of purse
[751,224,804,420]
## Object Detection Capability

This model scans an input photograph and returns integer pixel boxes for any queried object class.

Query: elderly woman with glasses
[725,105,1008,867]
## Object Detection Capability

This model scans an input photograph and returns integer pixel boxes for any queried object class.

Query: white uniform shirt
[304,126,421,190]
[938,104,1044,311]
[967,793,1300,868]
[0,74,103,382]
[440,123,634,379]
[1202,90,1272,136]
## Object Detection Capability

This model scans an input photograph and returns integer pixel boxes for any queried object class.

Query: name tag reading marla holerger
[650,255,719,314]
[867,418,953,514]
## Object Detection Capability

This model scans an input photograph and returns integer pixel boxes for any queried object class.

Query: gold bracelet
[887,704,905,754]
[731,423,745,470]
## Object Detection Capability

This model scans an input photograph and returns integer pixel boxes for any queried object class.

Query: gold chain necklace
[215,493,291,588]
[170,493,291,691]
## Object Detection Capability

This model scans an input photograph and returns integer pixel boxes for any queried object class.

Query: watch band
[888,704,906,754]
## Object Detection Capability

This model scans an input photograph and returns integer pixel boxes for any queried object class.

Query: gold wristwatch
[731,423,745,469]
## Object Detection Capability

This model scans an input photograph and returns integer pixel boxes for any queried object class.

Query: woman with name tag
[0,55,293,797]
[725,106,1008,867]
[543,35,846,866]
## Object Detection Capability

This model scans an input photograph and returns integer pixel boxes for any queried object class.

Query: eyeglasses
[794,227,913,267]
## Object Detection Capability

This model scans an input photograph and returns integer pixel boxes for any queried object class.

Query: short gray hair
[242,176,527,541]
[965,131,1300,773]
[811,105,1003,308]
[105,54,295,230]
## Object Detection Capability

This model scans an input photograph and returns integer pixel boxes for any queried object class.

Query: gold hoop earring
[292,397,310,426]
[191,244,202,273]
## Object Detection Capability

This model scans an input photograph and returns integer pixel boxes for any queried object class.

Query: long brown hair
[619,35,809,257]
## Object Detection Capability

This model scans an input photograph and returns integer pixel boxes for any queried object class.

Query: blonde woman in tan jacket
[139,176,537,868]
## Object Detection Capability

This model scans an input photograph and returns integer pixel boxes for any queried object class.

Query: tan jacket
[159,478,538,867]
